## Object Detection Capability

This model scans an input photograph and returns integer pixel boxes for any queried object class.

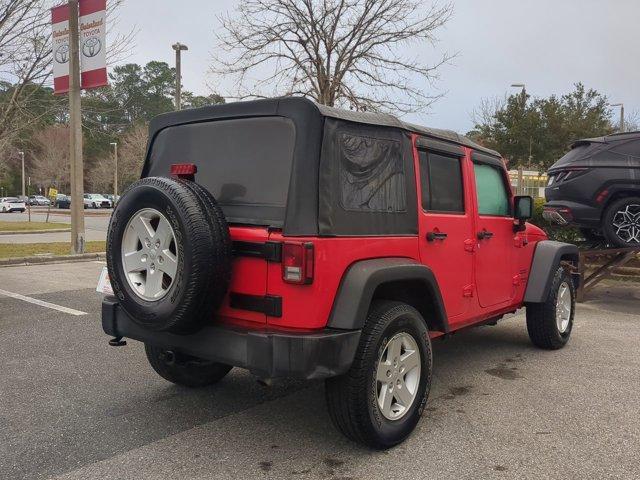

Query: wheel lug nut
[141,254,148,262]
[386,370,391,378]
[155,240,160,248]
[397,379,401,387]
[400,366,405,374]
[158,256,164,264]
[388,383,393,391]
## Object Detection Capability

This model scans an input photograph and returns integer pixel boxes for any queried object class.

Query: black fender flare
[327,258,449,333]
[524,240,579,303]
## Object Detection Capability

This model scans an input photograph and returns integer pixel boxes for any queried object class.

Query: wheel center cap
[149,249,157,260]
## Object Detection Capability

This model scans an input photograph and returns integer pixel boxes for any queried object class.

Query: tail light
[282,242,314,284]
[171,163,197,180]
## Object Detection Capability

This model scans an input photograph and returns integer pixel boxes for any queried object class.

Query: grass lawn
[0,241,105,259]
[0,221,70,232]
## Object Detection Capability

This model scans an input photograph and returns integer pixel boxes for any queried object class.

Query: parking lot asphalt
[0,262,638,480]
[0,210,110,244]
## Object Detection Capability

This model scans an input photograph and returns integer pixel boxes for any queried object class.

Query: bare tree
[31,123,70,190]
[0,0,135,150]
[211,0,454,114]
[0,0,51,150]
[87,121,146,192]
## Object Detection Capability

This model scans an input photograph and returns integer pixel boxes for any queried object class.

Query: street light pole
[172,42,188,110]
[19,151,25,197]
[510,83,531,191]
[110,142,118,198]
[611,103,624,133]
[68,0,85,254]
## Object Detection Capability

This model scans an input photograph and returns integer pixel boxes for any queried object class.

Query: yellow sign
[48,187,58,200]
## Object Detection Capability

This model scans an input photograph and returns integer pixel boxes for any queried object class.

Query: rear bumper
[543,200,602,227]
[102,297,361,380]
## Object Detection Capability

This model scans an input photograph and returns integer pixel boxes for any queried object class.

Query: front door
[417,148,474,321]
[472,160,515,308]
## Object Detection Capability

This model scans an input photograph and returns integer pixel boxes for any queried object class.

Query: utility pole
[172,42,188,110]
[68,0,85,254]
[19,151,25,197]
[111,142,118,199]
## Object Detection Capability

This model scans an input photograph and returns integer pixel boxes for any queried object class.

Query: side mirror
[513,195,533,232]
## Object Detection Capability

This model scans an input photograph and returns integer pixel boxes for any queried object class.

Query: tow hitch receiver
[108,336,127,347]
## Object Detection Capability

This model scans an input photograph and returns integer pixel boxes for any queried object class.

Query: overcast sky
[115,0,639,133]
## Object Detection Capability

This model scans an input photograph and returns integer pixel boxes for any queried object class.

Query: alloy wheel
[121,208,178,301]
[612,204,640,244]
[555,281,572,333]
[375,332,421,421]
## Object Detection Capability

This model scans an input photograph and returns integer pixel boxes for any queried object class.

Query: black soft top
[549,131,640,172]
[147,97,500,158]
[143,97,501,236]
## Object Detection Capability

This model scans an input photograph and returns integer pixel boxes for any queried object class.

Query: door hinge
[463,284,474,297]
[464,239,476,253]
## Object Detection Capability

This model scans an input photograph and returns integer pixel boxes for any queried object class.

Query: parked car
[83,193,112,209]
[104,194,120,205]
[0,197,26,213]
[102,97,579,449]
[56,195,71,209]
[54,193,67,207]
[544,131,640,247]
[28,195,51,206]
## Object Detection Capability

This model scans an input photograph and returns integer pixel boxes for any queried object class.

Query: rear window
[147,117,296,226]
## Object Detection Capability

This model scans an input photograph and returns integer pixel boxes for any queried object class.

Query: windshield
[147,116,296,227]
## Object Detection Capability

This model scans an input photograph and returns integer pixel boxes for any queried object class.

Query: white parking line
[0,288,87,316]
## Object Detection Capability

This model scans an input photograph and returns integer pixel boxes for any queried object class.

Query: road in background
[0,264,638,480]
[0,209,110,244]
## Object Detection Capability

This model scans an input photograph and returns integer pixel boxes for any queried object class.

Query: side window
[339,133,406,212]
[473,163,510,216]
[418,150,464,213]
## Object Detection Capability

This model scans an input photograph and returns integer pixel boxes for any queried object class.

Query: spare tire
[106,176,232,333]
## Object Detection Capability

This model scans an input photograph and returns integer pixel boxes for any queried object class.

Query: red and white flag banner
[52,0,108,95]
[79,0,107,90]
[51,4,70,94]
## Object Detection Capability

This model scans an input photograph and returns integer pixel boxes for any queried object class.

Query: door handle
[427,231,448,242]
[477,230,494,240]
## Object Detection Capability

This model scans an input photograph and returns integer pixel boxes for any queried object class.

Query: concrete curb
[0,252,106,267]
[0,228,71,235]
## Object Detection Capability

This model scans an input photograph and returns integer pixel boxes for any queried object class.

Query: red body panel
[216,134,546,333]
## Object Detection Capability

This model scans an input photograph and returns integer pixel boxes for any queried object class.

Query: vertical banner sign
[51,4,70,95]
[79,0,108,89]
[51,0,107,95]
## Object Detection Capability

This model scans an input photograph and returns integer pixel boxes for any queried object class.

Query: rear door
[472,157,515,308]
[416,146,474,322]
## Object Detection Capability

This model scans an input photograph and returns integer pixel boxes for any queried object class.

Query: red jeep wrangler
[103,97,579,449]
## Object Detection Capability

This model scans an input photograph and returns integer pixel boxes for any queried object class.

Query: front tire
[325,301,432,449]
[526,267,575,350]
[145,344,232,387]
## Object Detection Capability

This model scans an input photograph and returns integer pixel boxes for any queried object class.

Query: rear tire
[325,301,432,449]
[145,344,232,387]
[526,267,575,350]
[602,197,640,247]
[106,177,231,334]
